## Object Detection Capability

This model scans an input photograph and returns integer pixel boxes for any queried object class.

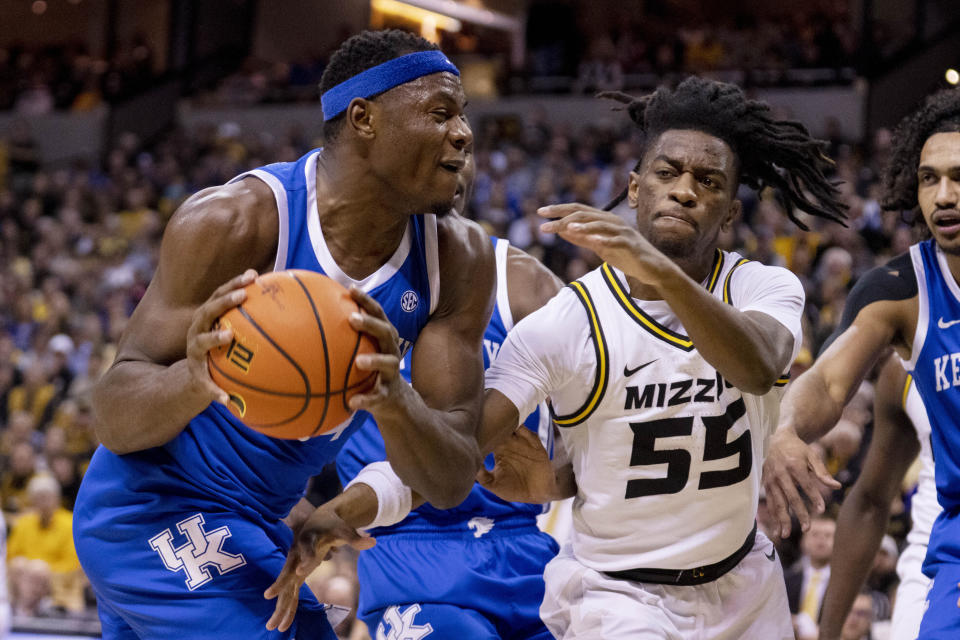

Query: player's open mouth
[933,210,960,233]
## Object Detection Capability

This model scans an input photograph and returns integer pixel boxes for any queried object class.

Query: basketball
[207,270,377,439]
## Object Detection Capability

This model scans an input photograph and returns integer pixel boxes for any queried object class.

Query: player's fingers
[190,327,234,358]
[273,587,299,633]
[265,581,297,631]
[539,209,606,234]
[354,353,400,382]
[536,203,600,219]
[195,284,250,330]
[778,472,812,531]
[764,481,792,538]
[348,387,386,411]
[809,453,842,489]
[209,269,257,300]
[349,287,389,322]
[349,312,400,357]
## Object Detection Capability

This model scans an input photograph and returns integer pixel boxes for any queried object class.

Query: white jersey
[902,372,939,546]
[487,251,804,572]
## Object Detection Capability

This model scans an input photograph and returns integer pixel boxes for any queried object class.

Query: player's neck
[626,253,713,301]
[942,249,960,287]
[314,151,412,279]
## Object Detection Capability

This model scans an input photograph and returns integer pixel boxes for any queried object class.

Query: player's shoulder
[724,250,800,284]
[436,214,495,265]
[849,251,917,303]
[433,215,495,316]
[504,243,563,322]
[720,251,803,300]
[165,177,278,255]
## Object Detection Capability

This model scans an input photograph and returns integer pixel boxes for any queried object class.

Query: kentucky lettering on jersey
[932,352,960,391]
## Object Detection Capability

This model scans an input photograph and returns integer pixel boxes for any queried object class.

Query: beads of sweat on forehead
[320,50,460,121]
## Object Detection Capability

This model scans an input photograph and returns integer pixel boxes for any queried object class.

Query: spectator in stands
[840,591,875,640]
[1,441,38,514]
[7,474,84,615]
[7,360,56,426]
[785,514,837,639]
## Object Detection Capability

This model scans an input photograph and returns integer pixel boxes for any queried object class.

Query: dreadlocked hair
[320,29,438,144]
[881,87,960,213]
[599,76,847,230]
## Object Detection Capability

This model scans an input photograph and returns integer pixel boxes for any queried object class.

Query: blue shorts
[919,510,960,639]
[918,562,960,639]
[356,517,558,640]
[74,486,335,639]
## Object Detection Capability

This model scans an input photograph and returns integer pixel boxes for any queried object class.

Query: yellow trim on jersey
[600,263,696,351]
[553,280,609,426]
[902,374,913,410]
[706,249,725,294]
[722,257,751,304]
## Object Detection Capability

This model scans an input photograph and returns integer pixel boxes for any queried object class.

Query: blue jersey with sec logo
[337,236,552,529]
[73,149,439,639]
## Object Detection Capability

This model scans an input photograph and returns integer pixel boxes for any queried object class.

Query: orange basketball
[207,270,377,439]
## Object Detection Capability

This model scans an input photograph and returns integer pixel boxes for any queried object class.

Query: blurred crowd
[0,96,921,638]
[0,37,156,115]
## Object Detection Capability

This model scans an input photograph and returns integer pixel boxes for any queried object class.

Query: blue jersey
[73,149,439,639]
[76,148,439,523]
[906,240,960,514]
[337,236,552,529]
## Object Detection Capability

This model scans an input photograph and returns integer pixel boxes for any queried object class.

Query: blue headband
[321,50,460,121]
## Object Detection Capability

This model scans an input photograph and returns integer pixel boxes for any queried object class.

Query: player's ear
[627,171,641,208]
[722,199,741,232]
[346,98,376,140]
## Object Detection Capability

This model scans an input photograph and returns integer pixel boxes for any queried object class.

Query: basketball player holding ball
[73,30,493,640]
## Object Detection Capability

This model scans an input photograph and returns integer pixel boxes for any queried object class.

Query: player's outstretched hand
[264,507,375,633]
[188,269,258,406]
[761,427,840,539]
[477,427,559,504]
[537,204,669,285]
[347,286,404,413]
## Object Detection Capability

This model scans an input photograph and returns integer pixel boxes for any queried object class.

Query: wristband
[345,461,413,529]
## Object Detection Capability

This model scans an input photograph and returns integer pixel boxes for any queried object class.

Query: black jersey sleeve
[818,252,917,355]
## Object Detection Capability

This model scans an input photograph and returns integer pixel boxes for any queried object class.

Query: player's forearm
[778,370,845,443]
[372,383,481,508]
[817,486,891,638]
[656,267,785,393]
[325,480,426,530]
[92,359,213,454]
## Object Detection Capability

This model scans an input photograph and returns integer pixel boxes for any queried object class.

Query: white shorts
[540,531,792,640]
[891,542,930,640]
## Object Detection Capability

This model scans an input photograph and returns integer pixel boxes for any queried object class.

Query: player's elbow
[731,364,780,395]
[421,449,481,509]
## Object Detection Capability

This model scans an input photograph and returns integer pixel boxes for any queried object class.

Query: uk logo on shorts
[376,604,433,640]
[400,290,419,312]
[148,514,246,590]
